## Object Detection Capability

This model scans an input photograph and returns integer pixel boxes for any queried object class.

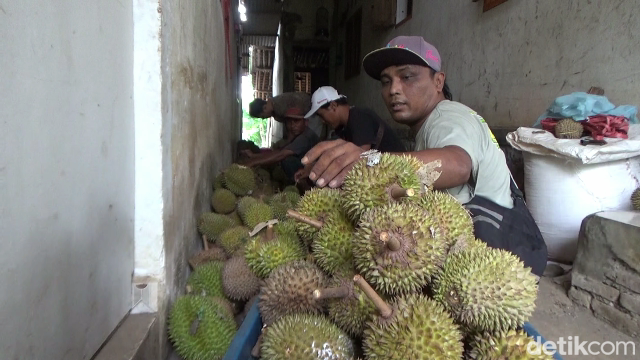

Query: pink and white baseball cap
[304,86,347,118]
[362,36,442,80]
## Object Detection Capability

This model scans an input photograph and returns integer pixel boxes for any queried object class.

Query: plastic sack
[523,152,640,264]
[532,92,639,128]
[506,125,640,164]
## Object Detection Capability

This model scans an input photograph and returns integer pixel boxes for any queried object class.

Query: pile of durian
[168,155,551,360]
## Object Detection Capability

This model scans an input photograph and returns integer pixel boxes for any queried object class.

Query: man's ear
[435,72,446,92]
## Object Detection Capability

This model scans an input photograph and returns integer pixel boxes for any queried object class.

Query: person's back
[414,100,512,209]
[342,107,406,153]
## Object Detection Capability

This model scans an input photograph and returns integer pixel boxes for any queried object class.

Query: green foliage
[242,107,267,147]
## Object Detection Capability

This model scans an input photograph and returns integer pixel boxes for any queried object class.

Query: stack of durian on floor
[168,155,550,360]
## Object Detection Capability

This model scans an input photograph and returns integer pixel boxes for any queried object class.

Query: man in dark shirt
[304,86,406,152]
[248,92,327,139]
[239,107,319,182]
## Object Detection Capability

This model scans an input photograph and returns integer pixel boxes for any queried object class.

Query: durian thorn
[266,224,274,241]
[201,235,209,251]
[379,232,401,251]
[251,332,264,357]
[313,286,350,300]
[353,275,393,318]
[286,209,323,229]
[388,184,414,200]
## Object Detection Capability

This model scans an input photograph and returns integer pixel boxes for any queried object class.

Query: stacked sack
[168,155,550,360]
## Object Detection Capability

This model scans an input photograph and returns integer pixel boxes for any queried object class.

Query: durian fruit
[213,172,225,190]
[292,187,343,245]
[240,201,273,229]
[447,236,488,256]
[168,295,237,360]
[222,255,260,301]
[235,293,259,327]
[273,219,299,242]
[268,191,300,221]
[414,190,474,248]
[244,232,306,278]
[362,292,464,359]
[271,165,288,184]
[211,188,237,214]
[223,164,256,196]
[468,329,554,359]
[254,167,271,186]
[258,260,327,325]
[226,211,243,226]
[186,261,225,298]
[236,196,258,215]
[352,202,449,296]
[217,226,250,256]
[197,212,235,242]
[209,296,236,320]
[261,313,355,360]
[341,153,424,222]
[188,241,228,269]
[554,118,583,139]
[312,211,356,275]
[632,187,640,211]
[432,245,538,334]
[314,272,378,337]
[283,185,299,194]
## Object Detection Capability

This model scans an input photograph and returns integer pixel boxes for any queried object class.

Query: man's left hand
[301,139,363,188]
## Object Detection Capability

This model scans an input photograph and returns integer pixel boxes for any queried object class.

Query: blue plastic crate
[224,301,563,360]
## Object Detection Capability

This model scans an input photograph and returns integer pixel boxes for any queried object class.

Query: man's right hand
[301,139,364,188]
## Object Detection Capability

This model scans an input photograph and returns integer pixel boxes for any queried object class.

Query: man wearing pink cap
[299,36,547,277]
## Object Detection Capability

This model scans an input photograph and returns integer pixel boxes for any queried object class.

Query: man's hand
[301,139,364,188]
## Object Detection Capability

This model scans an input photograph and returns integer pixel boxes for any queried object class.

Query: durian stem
[251,332,264,357]
[389,184,415,200]
[201,235,209,251]
[313,286,350,300]
[379,232,401,251]
[286,209,324,229]
[266,224,274,241]
[353,275,393,318]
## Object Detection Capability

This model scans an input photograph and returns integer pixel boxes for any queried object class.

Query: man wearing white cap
[299,36,547,277]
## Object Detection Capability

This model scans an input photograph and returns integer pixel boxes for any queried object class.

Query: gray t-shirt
[414,100,513,209]
[283,127,320,157]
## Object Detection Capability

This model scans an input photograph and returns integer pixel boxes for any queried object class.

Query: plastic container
[223,301,563,360]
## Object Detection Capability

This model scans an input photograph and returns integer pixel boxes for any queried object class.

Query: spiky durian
[186,261,225,298]
[217,226,250,256]
[469,329,554,359]
[226,211,243,226]
[244,234,306,278]
[273,219,299,242]
[632,187,640,211]
[352,202,448,296]
[293,187,343,245]
[312,212,356,275]
[197,212,235,242]
[432,246,538,334]
[213,172,225,190]
[341,153,424,222]
[261,313,354,360]
[268,191,300,221]
[168,295,237,360]
[271,165,288,183]
[211,188,237,214]
[258,260,327,325]
[188,244,228,269]
[254,167,271,186]
[317,272,378,337]
[209,296,236,320]
[554,118,583,139]
[241,202,273,229]
[236,196,258,215]
[283,185,299,194]
[413,190,474,247]
[448,236,488,256]
[363,293,464,359]
[223,164,256,196]
[222,255,260,301]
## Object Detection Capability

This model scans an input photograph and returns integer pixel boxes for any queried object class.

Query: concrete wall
[0,1,135,359]
[284,0,335,41]
[335,0,640,131]
[133,0,240,357]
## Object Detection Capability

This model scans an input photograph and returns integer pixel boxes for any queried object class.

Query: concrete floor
[530,276,639,359]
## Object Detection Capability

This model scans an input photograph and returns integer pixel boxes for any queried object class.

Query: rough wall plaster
[336,0,640,130]
[155,0,240,357]
[0,0,134,358]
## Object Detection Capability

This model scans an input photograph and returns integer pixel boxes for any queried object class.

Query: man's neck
[339,105,350,127]
[409,97,447,133]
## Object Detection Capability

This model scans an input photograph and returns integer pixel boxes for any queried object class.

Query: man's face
[316,103,340,129]
[286,118,306,136]
[379,64,444,127]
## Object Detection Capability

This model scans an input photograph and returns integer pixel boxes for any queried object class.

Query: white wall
[336,0,640,129]
[0,1,135,359]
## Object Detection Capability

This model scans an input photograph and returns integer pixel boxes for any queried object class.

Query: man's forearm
[248,149,294,167]
[390,145,472,189]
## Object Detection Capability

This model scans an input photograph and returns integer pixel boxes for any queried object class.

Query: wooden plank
[483,0,509,12]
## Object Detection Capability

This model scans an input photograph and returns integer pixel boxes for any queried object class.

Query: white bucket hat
[304,86,347,118]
